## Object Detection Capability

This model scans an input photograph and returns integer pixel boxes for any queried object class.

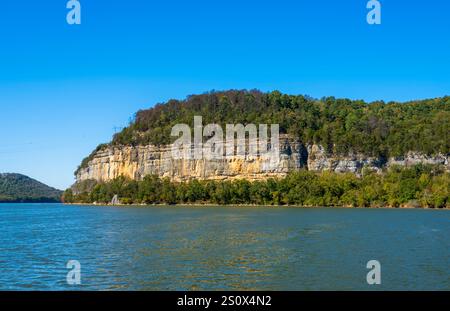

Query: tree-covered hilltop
[76,90,449,175]
[114,90,450,155]
[0,173,62,203]
[64,165,449,209]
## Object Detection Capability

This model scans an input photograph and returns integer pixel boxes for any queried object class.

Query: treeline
[77,90,449,175]
[64,165,449,208]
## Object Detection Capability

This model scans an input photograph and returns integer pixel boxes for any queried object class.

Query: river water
[0,204,448,290]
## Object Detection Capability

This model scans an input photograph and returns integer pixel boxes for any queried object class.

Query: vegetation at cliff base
[0,173,62,203]
[76,90,450,175]
[64,165,449,208]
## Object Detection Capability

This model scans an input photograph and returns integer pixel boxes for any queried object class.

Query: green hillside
[0,173,62,203]
[77,90,449,175]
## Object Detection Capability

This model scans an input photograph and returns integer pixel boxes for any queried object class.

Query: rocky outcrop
[76,136,449,183]
[306,145,448,174]
[306,144,386,174]
[76,136,302,182]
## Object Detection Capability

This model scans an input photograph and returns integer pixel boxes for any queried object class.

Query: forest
[0,173,62,203]
[76,90,450,175]
[64,165,449,208]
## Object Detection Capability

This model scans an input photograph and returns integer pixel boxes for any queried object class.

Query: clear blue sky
[0,0,449,189]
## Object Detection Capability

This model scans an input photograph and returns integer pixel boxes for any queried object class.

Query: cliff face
[75,136,449,184]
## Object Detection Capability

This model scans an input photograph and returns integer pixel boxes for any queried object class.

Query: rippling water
[0,204,449,290]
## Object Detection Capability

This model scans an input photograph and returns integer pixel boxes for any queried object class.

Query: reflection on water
[0,204,449,290]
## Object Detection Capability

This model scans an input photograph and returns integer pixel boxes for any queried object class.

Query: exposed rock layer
[76,136,449,183]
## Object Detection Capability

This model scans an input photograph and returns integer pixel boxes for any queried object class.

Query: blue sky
[0,0,449,189]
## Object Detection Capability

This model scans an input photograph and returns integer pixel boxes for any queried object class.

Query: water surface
[0,204,448,290]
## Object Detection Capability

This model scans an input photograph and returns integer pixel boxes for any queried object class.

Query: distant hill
[0,173,62,203]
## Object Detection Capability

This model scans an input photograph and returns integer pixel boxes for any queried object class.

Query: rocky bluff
[73,90,449,185]
[75,135,449,184]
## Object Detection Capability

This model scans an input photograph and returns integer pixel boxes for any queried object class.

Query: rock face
[76,136,449,183]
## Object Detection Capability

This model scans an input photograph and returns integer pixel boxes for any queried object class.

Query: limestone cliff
[75,135,449,184]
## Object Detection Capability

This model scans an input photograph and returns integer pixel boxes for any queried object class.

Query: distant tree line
[76,90,450,175]
[64,165,449,208]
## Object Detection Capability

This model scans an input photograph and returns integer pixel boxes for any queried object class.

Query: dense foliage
[76,90,450,175]
[64,165,449,208]
[0,173,62,203]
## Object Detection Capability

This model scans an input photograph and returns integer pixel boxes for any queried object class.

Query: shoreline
[63,202,450,210]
